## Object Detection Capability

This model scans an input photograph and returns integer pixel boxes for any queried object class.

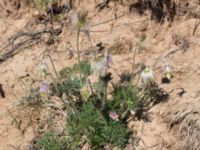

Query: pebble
[33,10,40,17]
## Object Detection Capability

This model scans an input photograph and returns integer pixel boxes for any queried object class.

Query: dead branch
[169,110,197,130]
[193,19,200,36]
[0,28,62,64]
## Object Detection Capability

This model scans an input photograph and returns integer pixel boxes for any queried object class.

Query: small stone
[33,10,39,16]
[66,50,73,60]
[82,143,90,150]
[130,109,136,116]
[0,19,7,33]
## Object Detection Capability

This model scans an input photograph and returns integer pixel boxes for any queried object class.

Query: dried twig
[0,28,61,64]
[193,19,200,36]
[169,110,195,130]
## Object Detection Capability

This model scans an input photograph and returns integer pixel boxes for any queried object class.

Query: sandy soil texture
[0,0,200,149]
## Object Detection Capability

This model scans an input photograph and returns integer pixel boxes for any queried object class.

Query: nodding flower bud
[39,83,49,97]
[141,67,154,88]
[164,64,172,80]
[38,62,48,78]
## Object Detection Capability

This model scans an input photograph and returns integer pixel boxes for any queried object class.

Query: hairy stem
[44,54,61,83]
[77,28,83,86]
[131,47,138,82]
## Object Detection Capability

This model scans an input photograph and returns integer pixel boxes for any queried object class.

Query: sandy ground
[0,0,200,149]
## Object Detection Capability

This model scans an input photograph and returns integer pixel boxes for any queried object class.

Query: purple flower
[91,54,113,77]
[39,83,49,96]
[141,67,154,88]
[164,64,171,73]
[109,111,119,121]
[163,64,172,80]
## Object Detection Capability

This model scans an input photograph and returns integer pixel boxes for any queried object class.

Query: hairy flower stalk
[77,28,82,84]
[71,11,88,86]
[43,54,61,82]
[141,67,154,89]
[131,47,138,81]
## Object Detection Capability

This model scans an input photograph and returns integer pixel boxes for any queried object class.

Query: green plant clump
[66,101,107,149]
[59,61,92,79]
[56,61,92,96]
[36,131,67,150]
[66,101,131,149]
[73,61,92,78]
[107,85,140,116]
[59,76,82,93]
[104,120,131,148]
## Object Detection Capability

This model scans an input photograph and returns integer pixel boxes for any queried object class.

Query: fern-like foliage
[59,61,92,79]
[36,131,67,150]
[66,101,107,149]
[66,101,130,149]
[106,85,140,118]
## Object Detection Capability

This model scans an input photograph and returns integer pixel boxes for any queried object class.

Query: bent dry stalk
[43,54,61,83]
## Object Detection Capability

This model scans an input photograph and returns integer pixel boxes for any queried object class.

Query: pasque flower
[70,11,89,33]
[39,82,49,97]
[141,67,154,88]
[70,11,89,85]
[109,111,119,121]
[163,64,172,80]
[38,62,48,78]
[91,51,112,77]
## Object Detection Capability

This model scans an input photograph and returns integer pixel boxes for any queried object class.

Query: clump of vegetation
[34,57,135,149]
[56,61,92,99]
[105,85,140,120]
[59,61,92,79]
[35,101,131,150]
[105,120,131,148]
[36,131,67,150]
[5,6,170,149]
[15,39,169,150]
[66,101,131,149]
[66,101,107,149]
